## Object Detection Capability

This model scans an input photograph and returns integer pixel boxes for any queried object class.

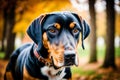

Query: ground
[0,59,8,80]
[0,58,120,80]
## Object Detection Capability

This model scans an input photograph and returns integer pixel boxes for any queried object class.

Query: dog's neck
[34,45,62,69]
[34,44,49,59]
[34,49,52,67]
[40,66,66,80]
[25,44,65,79]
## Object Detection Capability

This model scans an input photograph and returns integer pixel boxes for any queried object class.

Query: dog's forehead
[42,13,79,29]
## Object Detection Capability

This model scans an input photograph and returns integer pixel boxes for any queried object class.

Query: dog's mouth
[51,56,62,69]
[51,56,70,69]
[51,52,79,69]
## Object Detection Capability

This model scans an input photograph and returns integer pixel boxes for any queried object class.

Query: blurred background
[0,0,120,80]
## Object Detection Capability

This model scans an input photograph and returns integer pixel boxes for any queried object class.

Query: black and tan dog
[4,11,90,80]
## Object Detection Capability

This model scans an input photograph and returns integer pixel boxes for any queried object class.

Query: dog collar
[34,49,53,67]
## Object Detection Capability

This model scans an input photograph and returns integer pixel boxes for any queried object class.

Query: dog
[4,11,90,80]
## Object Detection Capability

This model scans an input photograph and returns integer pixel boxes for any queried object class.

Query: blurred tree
[0,0,40,59]
[102,0,116,68]
[0,0,6,52]
[3,0,17,59]
[88,0,97,63]
[0,13,4,52]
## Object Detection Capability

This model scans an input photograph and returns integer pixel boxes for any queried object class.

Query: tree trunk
[89,0,97,63]
[102,0,116,68]
[4,1,16,59]
[0,7,8,52]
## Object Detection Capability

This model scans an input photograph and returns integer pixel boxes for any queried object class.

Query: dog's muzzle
[64,50,76,66]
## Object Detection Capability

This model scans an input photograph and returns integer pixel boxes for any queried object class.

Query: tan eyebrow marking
[69,22,76,29]
[54,23,61,29]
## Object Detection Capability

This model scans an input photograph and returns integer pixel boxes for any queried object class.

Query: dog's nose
[65,54,75,60]
[64,54,75,66]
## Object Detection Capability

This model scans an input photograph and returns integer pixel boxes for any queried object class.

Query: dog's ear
[81,20,90,49]
[82,20,90,39]
[72,13,90,49]
[27,14,47,51]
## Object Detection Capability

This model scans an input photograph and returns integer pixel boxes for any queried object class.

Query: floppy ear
[27,15,46,51]
[72,13,90,49]
[81,19,90,49]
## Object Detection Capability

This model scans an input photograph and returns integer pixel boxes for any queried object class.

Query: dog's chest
[41,66,66,80]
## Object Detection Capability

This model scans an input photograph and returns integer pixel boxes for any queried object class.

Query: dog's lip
[75,63,78,67]
[51,56,62,69]
[65,63,74,67]
[51,56,78,69]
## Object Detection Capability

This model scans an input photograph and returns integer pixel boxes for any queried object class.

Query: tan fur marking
[43,32,49,49]
[5,72,13,80]
[54,23,61,29]
[42,32,52,62]
[43,32,65,67]
[23,66,39,80]
[69,22,76,29]
[77,34,82,48]
[49,43,64,66]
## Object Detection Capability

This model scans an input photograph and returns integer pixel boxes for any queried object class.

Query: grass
[72,67,96,76]
[115,47,120,57]
[0,52,5,59]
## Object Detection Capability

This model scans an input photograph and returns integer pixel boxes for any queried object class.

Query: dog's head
[27,12,90,68]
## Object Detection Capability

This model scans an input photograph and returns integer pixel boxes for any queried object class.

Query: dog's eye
[49,29,56,33]
[48,27,58,34]
[72,28,79,33]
